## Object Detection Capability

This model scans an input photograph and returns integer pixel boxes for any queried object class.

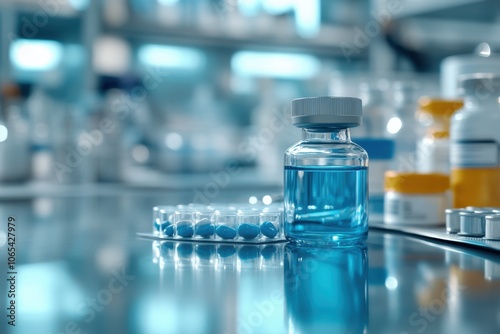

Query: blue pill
[177,225,194,238]
[196,223,215,238]
[153,220,162,231]
[164,224,175,237]
[154,220,171,232]
[155,220,175,237]
[238,246,259,260]
[261,221,278,239]
[216,225,237,239]
[238,223,260,240]
[218,245,236,258]
[261,245,277,259]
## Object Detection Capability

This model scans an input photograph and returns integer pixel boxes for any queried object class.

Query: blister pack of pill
[371,207,500,252]
[143,204,285,244]
[151,240,284,269]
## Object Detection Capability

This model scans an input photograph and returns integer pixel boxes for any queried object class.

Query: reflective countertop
[1,188,499,334]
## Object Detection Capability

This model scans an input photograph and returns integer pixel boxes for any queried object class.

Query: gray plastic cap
[459,73,500,96]
[292,96,362,129]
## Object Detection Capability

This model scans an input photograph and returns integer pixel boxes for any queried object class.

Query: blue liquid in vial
[284,165,368,244]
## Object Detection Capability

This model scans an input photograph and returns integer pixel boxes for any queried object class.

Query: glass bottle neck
[302,128,351,142]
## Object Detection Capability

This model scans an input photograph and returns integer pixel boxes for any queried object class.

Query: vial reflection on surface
[284,244,368,334]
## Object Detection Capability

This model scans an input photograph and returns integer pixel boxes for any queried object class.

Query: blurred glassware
[0,83,31,182]
[358,81,391,138]
[441,43,500,98]
[95,88,125,182]
[27,88,54,181]
[50,99,97,184]
[356,138,394,223]
[251,79,299,182]
[386,81,420,171]
[352,81,394,223]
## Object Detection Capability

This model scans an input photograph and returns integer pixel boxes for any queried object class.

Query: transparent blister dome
[150,204,285,243]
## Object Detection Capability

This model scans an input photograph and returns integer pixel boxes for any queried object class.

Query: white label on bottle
[450,140,499,168]
[417,140,450,174]
[384,192,448,225]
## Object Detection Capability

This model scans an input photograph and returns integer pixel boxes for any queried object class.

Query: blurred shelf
[395,18,500,52]
[104,17,366,58]
[373,0,500,54]
[1,0,83,18]
[0,168,281,199]
[122,166,281,190]
[375,0,493,20]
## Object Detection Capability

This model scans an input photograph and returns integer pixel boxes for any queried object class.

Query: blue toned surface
[284,165,368,244]
[238,223,260,240]
[261,221,278,239]
[6,188,500,334]
[177,224,194,238]
[216,225,237,239]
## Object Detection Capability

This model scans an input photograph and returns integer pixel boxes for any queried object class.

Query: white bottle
[359,82,390,138]
[416,97,463,174]
[450,73,500,208]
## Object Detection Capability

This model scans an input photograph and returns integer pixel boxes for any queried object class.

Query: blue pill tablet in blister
[154,220,168,232]
[238,223,260,240]
[152,204,284,243]
[196,218,215,238]
[155,220,175,237]
[164,223,175,237]
[153,219,162,232]
[216,225,237,239]
[261,221,278,239]
[177,224,194,238]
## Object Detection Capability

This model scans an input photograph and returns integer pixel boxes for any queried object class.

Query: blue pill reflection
[218,245,236,258]
[238,246,259,260]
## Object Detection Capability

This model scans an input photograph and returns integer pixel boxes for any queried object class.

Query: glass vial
[284,97,368,245]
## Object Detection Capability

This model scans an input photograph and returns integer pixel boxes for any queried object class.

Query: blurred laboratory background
[0,0,499,188]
